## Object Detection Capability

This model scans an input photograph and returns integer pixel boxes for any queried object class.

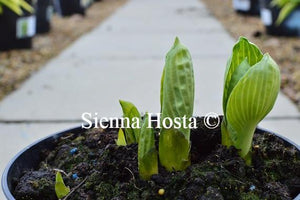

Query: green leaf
[227,59,251,99]
[138,113,158,180]
[271,0,290,7]
[159,37,194,171]
[119,100,141,144]
[0,0,22,15]
[160,67,165,111]
[271,0,300,25]
[221,58,251,147]
[116,128,127,146]
[19,0,34,13]
[223,54,280,160]
[159,128,191,170]
[0,0,34,15]
[276,2,298,25]
[55,172,70,199]
[223,37,263,116]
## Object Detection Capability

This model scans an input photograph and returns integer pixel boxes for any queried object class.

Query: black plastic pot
[35,0,53,34]
[2,122,300,199]
[53,0,86,16]
[0,6,35,51]
[233,0,260,15]
[259,0,300,36]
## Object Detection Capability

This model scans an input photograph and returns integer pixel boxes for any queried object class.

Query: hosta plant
[117,37,194,179]
[118,37,280,180]
[119,100,141,144]
[0,0,33,15]
[222,37,281,164]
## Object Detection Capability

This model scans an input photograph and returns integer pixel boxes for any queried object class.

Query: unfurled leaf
[223,37,263,116]
[222,37,280,164]
[119,100,142,144]
[159,37,194,171]
[55,172,70,199]
[116,128,127,146]
[138,113,158,180]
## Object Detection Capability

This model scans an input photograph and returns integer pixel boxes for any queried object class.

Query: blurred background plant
[0,0,126,101]
[271,0,300,25]
[0,0,33,15]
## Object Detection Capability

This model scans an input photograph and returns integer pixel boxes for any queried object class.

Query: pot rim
[1,123,299,200]
[1,125,82,200]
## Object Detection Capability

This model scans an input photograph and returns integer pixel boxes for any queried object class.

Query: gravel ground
[201,0,300,110]
[0,0,127,101]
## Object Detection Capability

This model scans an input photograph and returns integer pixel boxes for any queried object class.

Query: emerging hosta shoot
[138,113,158,180]
[118,101,158,179]
[116,128,127,146]
[159,37,195,171]
[119,100,142,144]
[118,37,194,177]
[222,37,281,164]
[55,172,70,199]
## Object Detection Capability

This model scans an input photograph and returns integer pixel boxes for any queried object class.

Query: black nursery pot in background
[0,7,35,51]
[233,0,260,15]
[259,0,300,36]
[53,0,88,16]
[35,0,53,34]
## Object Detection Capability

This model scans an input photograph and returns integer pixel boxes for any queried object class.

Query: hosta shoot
[116,128,127,146]
[159,37,195,171]
[55,172,70,199]
[138,113,158,180]
[118,101,158,179]
[222,37,281,164]
[119,100,142,144]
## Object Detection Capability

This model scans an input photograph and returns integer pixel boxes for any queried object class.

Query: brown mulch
[0,0,127,101]
[201,0,300,110]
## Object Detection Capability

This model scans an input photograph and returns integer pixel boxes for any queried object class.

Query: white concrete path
[0,0,299,199]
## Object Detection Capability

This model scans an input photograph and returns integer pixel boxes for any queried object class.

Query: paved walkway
[0,0,299,198]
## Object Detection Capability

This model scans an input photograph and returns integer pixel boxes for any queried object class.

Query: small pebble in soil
[249,185,256,191]
[72,173,79,180]
[158,188,165,196]
[70,147,78,155]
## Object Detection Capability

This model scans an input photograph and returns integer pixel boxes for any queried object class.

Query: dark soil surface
[13,118,300,200]
[200,0,300,110]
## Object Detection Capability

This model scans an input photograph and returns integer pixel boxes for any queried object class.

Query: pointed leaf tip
[116,128,127,146]
[238,36,248,42]
[174,37,180,45]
